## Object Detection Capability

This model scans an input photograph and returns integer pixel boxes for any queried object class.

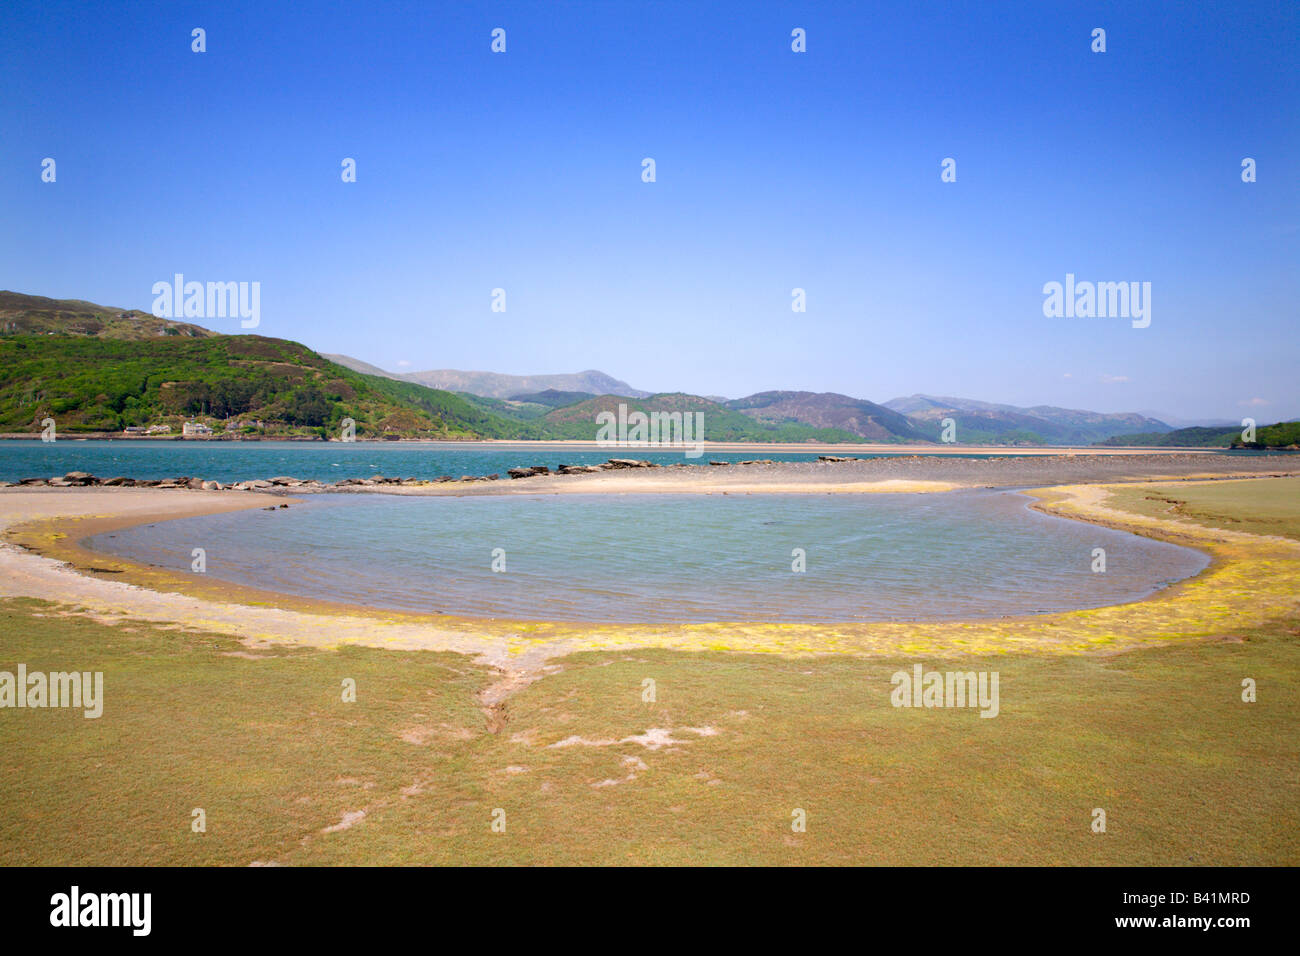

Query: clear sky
[1,0,1296,422]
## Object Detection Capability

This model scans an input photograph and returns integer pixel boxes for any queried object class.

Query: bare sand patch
[549,726,720,751]
[398,723,475,746]
[593,755,650,788]
[320,810,366,834]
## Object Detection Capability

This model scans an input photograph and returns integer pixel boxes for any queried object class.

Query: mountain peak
[322,356,651,399]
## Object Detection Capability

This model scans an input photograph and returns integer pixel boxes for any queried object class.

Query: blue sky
[1,0,1296,421]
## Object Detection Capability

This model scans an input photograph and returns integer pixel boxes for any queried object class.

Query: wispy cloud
[1238,397,1270,407]
[1099,374,1130,384]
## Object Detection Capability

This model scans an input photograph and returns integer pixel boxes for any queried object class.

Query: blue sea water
[0,439,1035,483]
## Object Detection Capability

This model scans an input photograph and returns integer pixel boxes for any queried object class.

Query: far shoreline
[2,432,1293,456]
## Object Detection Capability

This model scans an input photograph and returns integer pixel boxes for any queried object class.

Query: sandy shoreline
[2,458,1298,677]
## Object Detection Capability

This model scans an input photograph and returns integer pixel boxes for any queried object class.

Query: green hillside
[455,392,554,427]
[888,394,1170,445]
[508,389,598,407]
[0,333,514,439]
[1097,421,1300,449]
[0,290,214,339]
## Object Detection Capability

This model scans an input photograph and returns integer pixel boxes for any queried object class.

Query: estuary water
[84,489,1209,623]
[1,439,893,483]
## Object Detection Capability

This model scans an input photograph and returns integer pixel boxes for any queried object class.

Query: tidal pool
[85,490,1209,623]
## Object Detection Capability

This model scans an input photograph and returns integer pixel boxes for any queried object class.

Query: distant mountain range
[729,391,926,441]
[883,394,1171,445]
[5,292,1290,446]
[535,392,865,443]
[1136,411,1238,429]
[323,355,651,399]
[327,352,1179,445]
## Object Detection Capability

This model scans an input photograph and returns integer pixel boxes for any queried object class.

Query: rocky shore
[0,457,679,491]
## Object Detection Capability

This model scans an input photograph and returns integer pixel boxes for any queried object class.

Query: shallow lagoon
[86,489,1209,624]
